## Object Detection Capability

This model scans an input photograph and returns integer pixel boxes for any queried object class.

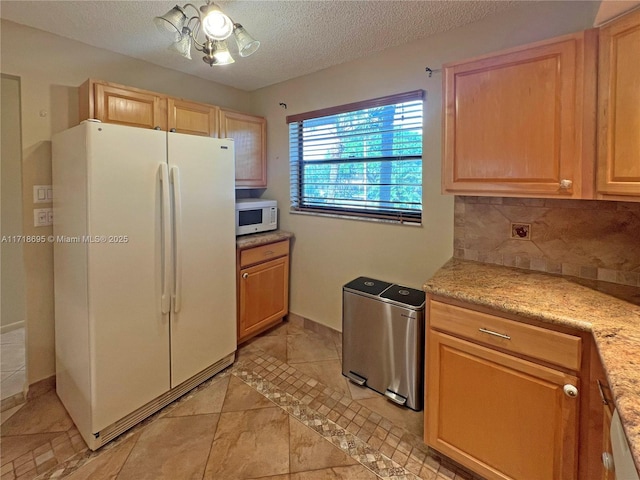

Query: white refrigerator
[52,122,237,450]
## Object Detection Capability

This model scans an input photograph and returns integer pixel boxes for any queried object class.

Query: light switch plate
[33,185,53,204]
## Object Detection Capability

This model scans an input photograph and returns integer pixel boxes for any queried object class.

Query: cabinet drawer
[429,300,582,371]
[240,240,289,267]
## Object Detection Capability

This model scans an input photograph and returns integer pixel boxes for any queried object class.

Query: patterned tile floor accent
[232,363,416,480]
[3,320,484,480]
[233,342,483,480]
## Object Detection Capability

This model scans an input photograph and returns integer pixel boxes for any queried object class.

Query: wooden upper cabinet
[79,80,270,187]
[442,30,598,198]
[219,109,267,188]
[597,8,640,200]
[167,98,218,137]
[82,80,167,131]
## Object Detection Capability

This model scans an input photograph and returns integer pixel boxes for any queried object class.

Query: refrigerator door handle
[160,163,171,314]
[170,166,183,314]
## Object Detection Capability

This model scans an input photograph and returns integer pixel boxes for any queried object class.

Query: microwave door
[239,208,262,227]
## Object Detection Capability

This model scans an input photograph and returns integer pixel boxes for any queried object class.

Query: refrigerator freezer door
[167,133,237,387]
[85,123,171,431]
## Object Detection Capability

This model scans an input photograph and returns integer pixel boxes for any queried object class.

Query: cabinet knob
[602,452,615,471]
[242,273,249,279]
[170,128,176,132]
[563,384,578,398]
[559,179,573,190]
[154,126,162,130]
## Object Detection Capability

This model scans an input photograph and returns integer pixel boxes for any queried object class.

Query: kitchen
[1,1,639,479]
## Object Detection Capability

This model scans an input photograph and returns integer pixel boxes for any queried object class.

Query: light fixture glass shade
[200,4,233,40]
[169,27,192,59]
[155,2,259,67]
[212,40,235,65]
[154,5,187,37]
[233,24,260,57]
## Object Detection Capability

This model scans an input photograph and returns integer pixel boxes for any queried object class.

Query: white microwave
[235,198,278,236]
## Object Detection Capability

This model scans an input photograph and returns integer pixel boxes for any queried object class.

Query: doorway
[1,74,27,402]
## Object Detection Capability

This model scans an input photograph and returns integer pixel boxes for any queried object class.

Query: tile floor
[1,327,26,402]
[0,318,482,480]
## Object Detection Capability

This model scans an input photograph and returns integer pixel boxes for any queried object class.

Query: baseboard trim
[288,312,342,344]
[1,321,24,334]
[27,374,56,400]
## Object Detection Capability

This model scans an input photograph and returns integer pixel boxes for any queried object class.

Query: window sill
[289,209,422,227]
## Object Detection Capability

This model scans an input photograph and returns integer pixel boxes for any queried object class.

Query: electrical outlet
[33,208,53,227]
[511,223,531,240]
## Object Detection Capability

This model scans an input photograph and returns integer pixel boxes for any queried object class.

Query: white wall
[0,20,252,384]
[249,1,600,331]
[1,75,27,332]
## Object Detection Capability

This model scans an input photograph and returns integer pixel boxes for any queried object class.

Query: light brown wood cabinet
[80,79,217,136]
[167,98,218,137]
[79,79,267,187]
[597,8,640,200]
[237,240,289,344]
[442,30,597,199]
[585,338,616,479]
[426,298,581,480]
[219,109,267,188]
[81,80,168,131]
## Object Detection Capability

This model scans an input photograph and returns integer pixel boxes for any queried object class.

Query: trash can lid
[380,285,426,308]
[343,277,393,296]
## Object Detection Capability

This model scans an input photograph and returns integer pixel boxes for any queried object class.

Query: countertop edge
[236,230,294,250]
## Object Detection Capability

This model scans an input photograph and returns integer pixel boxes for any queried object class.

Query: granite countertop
[424,258,640,473]
[236,230,294,250]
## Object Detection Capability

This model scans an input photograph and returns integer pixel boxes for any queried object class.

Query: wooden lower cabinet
[586,338,616,480]
[426,298,581,480]
[237,240,290,344]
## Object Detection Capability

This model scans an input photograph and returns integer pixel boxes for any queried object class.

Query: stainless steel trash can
[342,277,426,411]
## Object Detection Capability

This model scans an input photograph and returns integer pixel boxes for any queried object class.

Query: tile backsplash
[453,197,640,287]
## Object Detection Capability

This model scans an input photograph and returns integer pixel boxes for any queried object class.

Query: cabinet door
[426,330,579,480]
[443,31,596,198]
[219,109,267,188]
[601,405,615,480]
[94,83,166,130]
[238,255,289,342]
[167,98,218,137]
[597,8,640,199]
[587,343,617,480]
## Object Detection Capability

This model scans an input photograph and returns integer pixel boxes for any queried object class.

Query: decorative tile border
[232,363,417,480]
[234,344,484,480]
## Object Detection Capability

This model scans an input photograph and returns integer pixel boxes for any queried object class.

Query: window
[287,90,424,224]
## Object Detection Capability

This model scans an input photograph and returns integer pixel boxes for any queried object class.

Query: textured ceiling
[0,1,519,91]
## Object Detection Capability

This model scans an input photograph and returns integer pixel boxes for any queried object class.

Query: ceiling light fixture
[154,2,260,67]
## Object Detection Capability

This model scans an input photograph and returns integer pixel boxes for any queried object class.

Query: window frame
[286,90,425,224]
